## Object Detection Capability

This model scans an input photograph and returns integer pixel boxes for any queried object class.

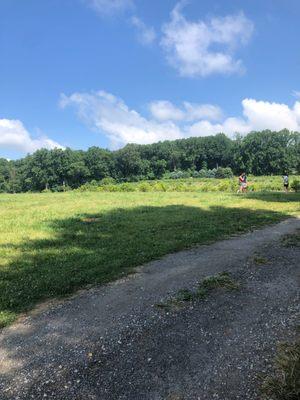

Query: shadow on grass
[244,192,300,203]
[0,204,291,328]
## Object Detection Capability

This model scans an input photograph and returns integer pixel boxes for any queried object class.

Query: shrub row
[76,176,300,193]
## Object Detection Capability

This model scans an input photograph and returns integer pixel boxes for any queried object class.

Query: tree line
[0,129,299,192]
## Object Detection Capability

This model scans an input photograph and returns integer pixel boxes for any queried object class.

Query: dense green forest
[0,130,299,192]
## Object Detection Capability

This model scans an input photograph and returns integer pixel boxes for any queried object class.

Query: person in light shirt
[282,174,289,193]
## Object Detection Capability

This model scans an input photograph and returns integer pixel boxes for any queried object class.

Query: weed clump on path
[262,339,300,400]
[282,229,300,248]
[201,271,240,291]
[156,272,240,310]
[253,255,269,265]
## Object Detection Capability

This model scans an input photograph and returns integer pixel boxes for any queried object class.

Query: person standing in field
[283,174,289,193]
[237,172,247,193]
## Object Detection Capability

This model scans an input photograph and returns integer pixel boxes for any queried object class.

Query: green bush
[198,168,217,178]
[152,182,167,192]
[77,182,101,192]
[105,184,119,192]
[168,170,191,179]
[51,184,70,192]
[119,183,136,192]
[215,167,234,179]
[198,169,208,178]
[291,179,300,192]
[100,177,116,186]
[137,182,152,192]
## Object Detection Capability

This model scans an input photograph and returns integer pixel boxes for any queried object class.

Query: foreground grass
[0,191,299,327]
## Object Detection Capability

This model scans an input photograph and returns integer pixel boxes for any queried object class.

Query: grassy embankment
[0,190,299,327]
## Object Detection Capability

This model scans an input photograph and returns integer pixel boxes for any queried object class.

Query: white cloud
[183,102,223,121]
[161,2,254,77]
[0,119,64,154]
[149,100,185,121]
[149,100,223,122]
[60,90,300,148]
[188,117,250,137]
[85,0,133,16]
[131,16,156,45]
[60,91,183,148]
[242,99,300,131]
[188,99,300,137]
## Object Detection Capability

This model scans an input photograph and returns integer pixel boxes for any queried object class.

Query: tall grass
[77,176,300,193]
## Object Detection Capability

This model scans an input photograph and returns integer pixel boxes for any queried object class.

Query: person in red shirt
[237,172,247,193]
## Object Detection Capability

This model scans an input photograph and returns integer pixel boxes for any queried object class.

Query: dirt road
[0,218,299,399]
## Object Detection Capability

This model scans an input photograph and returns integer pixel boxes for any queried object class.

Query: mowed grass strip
[0,191,299,328]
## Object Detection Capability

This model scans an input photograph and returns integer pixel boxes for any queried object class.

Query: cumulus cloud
[60,90,300,147]
[161,2,254,77]
[188,117,250,137]
[183,102,223,121]
[188,99,300,137]
[149,100,223,122]
[0,119,64,154]
[241,99,300,131]
[149,101,185,121]
[60,91,183,148]
[131,16,156,45]
[85,0,133,16]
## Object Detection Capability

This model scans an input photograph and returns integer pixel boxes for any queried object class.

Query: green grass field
[1,191,299,328]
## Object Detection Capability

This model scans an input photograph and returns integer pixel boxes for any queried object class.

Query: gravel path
[0,218,299,400]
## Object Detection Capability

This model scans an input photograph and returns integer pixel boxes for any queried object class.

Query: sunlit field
[1,191,299,328]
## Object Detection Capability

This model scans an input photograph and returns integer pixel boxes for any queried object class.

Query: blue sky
[0,0,300,159]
